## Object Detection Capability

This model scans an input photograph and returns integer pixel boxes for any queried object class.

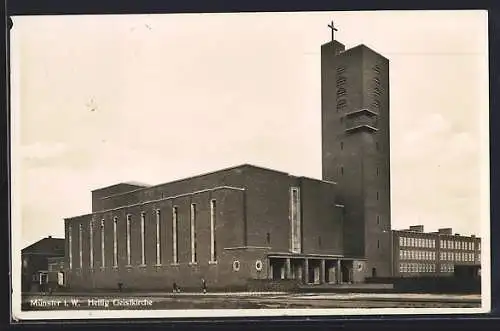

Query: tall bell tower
[321,22,392,277]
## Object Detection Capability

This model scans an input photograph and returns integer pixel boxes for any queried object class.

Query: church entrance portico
[267,254,359,285]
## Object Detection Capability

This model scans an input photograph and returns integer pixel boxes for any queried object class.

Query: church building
[63,23,392,291]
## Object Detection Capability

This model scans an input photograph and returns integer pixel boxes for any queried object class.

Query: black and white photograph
[10,10,490,320]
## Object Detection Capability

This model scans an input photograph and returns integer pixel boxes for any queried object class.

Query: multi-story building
[391,225,481,277]
[63,24,397,290]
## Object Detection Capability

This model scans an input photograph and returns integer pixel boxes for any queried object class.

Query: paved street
[22,292,481,310]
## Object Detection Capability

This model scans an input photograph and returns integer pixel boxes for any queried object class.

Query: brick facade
[321,41,392,278]
[65,165,362,290]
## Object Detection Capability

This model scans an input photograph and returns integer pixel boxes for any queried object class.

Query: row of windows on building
[399,263,436,273]
[399,249,480,263]
[439,251,479,262]
[399,236,480,251]
[439,239,478,251]
[440,264,455,273]
[399,250,436,261]
[399,237,436,248]
[68,200,218,270]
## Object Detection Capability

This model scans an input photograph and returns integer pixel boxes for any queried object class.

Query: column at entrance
[285,258,292,279]
[320,259,326,284]
[336,260,341,284]
[303,258,309,284]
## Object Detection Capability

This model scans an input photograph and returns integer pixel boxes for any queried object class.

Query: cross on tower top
[328,20,338,42]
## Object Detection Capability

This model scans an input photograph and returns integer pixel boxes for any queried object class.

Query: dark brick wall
[300,178,343,255]
[321,41,392,277]
[361,47,391,278]
[95,167,245,212]
[65,165,347,290]
[92,183,147,212]
[66,187,247,290]
[239,167,296,251]
[66,247,268,291]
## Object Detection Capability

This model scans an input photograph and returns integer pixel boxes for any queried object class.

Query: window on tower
[337,87,347,98]
[336,77,346,87]
[336,99,347,112]
[340,141,344,150]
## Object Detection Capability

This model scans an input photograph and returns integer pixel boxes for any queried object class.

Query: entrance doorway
[340,260,353,283]
[308,260,321,284]
[372,267,377,277]
[270,259,285,280]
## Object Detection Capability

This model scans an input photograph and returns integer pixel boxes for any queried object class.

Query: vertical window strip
[290,187,301,253]
[89,221,94,269]
[68,225,73,269]
[173,207,178,264]
[156,210,161,265]
[113,217,118,267]
[100,220,105,268]
[78,224,83,269]
[191,203,197,263]
[210,199,217,262]
[141,212,146,265]
[126,215,131,266]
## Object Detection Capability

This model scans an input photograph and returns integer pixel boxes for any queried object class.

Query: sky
[10,11,489,248]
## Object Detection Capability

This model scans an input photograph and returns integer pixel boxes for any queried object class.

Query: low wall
[366,276,481,294]
[246,279,301,292]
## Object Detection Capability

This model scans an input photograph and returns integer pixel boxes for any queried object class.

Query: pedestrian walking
[201,278,207,294]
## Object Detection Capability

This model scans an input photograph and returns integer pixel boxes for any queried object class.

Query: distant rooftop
[393,225,479,238]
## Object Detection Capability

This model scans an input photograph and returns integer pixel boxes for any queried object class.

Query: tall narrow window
[376,215,380,225]
[78,224,83,269]
[89,221,93,268]
[190,203,197,263]
[156,210,161,265]
[68,225,73,269]
[126,215,131,265]
[172,207,178,264]
[113,217,118,267]
[290,187,302,253]
[377,240,380,249]
[210,200,217,263]
[376,167,380,176]
[340,142,344,150]
[100,220,105,268]
[340,166,344,176]
[141,212,146,265]
[376,191,379,200]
